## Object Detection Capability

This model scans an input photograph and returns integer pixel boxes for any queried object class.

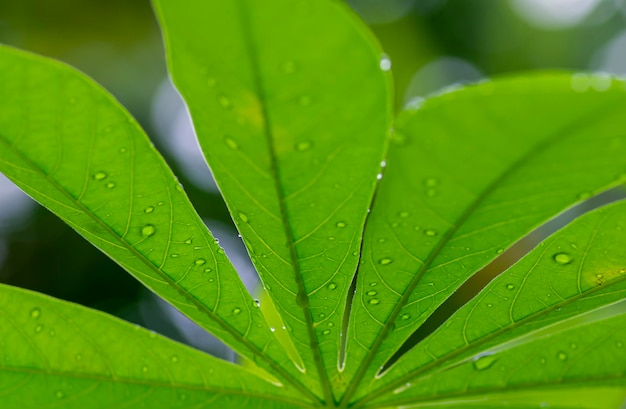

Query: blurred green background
[1,0,625,359]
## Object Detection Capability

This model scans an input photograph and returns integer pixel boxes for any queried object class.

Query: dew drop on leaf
[238,211,249,223]
[369,299,380,305]
[367,291,377,296]
[540,357,547,365]
[55,391,65,399]
[322,330,331,335]
[75,354,82,361]
[93,172,107,181]
[34,324,43,333]
[224,136,239,150]
[557,351,568,361]
[142,365,149,373]
[570,343,577,349]
[119,147,127,154]
[379,258,392,265]
[171,355,179,364]
[424,229,437,237]
[506,284,515,290]
[379,53,392,71]
[496,248,504,254]
[328,283,337,290]
[49,329,55,337]
[195,259,206,266]
[473,354,497,371]
[281,60,297,74]
[141,225,156,237]
[336,221,347,228]
[296,141,312,151]
[424,178,438,187]
[144,206,154,214]
[30,308,41,319]
[218,95,232,109]
[232,308,242,315]
[401,314,410,320]
[616,341,624,348]
[298,95,312,106]
[106,182,116,189]
[553,252,573,265]
[319,313,325,319]
[399,211,410,218]
[369,282,378,287]
[171,253,179,258]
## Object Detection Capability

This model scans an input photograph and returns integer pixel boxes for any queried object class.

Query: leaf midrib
[233,0,333,404]
[339,99,623,407]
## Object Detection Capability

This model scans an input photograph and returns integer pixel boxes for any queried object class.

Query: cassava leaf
[340,74,626,404]
[0,45,315,399]
[362,200,626,407]
[154,0,393,400]
[0,283,305,409]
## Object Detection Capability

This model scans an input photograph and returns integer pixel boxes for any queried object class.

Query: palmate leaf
[0,45,316,400]
[154,0,392,400]
[0,284,304,409]
[339,74,626,404]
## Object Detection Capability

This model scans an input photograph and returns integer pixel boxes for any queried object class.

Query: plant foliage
[0,0,625,408]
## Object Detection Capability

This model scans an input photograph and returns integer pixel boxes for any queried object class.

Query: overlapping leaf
[0,284,305,409]
[154,0,392,399]
[360,200,626,408]
[0,45,314,398]
[340,74,626,404]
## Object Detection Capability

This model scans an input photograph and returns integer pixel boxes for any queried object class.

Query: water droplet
[299,95,312,106]
[144,206,154,214]
[106,182,116,189]
[195,259,206,266]
[578,192,592,200]
[319,313,326,319]
[34,324,43,333]
[401,314,410,320]
[224,136,239,150]
[171,355,179,364]
[171,253,179,258]
[379,54,392,71]
[336,221,346,228]
[376,173,383,180]
[506,284,515,290]
[55,391,65,399]
[378,238,386,243]
[184,238,193,245]
[424,178,438,187]
[367,291,377,296]
[557,351,568,361]
[553,252,573,265]
[204,268,212,273]
[281,60,298,74]
[232,308,241,315]
[426,189,437,197]
[327,322,334,327]
[487,303,493,308]
[369,282,377,287]
[424,229,437,237]
[369,299,380,305]
[141,225,156,237]
[296,141,312,151]
[496,248,504,254]
[75,354,82,361]
[93,172,107,181]
[616,341,624,348]
[399,211,410,218]
[352,250,359,256]
[570,343,577,349]
[239,212,249,223]
[328,236,335,241]
[217,248,225,255]
[540,357,547,365]
[30,308,41,319]
[218,95,232,109]
[322,330,331,335]
[142,365,149,373]
[379,258,392,265]
[119,147,127,154]
[49,329,55,337]
[473,354,497,371]
[328,283,337,290]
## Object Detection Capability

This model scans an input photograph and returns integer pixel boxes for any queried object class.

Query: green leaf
[0,45,314,399]
[362,200,626,408]
[154,0,393,399]
[341,74,626,403]
[0,283,306,409]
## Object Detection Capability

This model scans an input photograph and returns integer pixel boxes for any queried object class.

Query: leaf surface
[362,200,626,407]
[154,0,392,399]
[0,284,307,409]
[0,45,313,398]
[341,74,626,403]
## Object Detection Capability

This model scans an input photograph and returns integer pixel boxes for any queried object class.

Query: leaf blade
[0,45,311,397]
[342,73,626,403]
